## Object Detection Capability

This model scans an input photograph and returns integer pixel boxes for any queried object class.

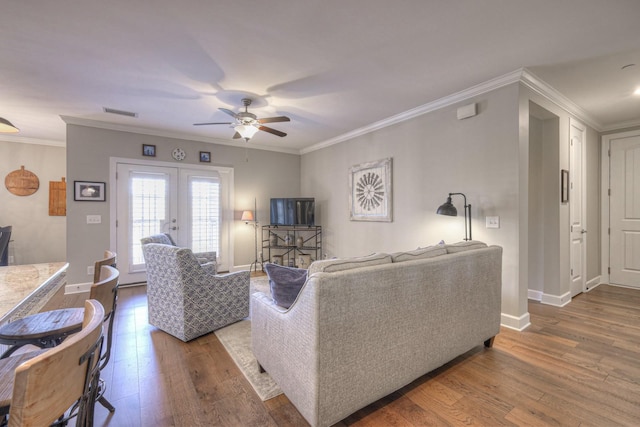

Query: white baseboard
[527,289,543,301]
[586,276,601,291]
[540,291,571,307]
[501,312,531,331]
[65,282,91,295]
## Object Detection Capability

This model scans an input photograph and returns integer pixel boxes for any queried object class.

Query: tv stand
[262,225,322,269]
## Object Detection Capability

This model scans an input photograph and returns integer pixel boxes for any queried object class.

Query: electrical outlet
[87,265,95,276]
[486,216,500,229]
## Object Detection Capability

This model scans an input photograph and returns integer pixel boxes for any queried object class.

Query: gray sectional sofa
[251,241,502,427]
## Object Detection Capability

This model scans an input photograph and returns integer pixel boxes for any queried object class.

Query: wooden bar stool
[0,308,84,359]
[0,299,105,427]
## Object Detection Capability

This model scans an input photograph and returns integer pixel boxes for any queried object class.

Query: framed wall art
[199,151,211,162]
[349,158,392,222]
[74,181,106,202]
[142,144,156,157]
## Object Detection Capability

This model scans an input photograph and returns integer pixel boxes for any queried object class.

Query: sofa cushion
[264,263,308,308]
[446,240,488,253]
[308,253,391,275]
[391,245,447,262]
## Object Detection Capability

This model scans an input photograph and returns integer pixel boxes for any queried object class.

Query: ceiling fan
[194,98,290,141]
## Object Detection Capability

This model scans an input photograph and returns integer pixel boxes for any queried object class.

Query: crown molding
[59,116,300,155]
[519,69,602,131]
[301,70,524,155]
[0,134,65,147]
[600,118,640,132]
[303,68,611,154]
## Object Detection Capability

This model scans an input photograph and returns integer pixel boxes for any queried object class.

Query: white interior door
[610,134,640,287]
[569,119,586,297]
[116,164,178,284]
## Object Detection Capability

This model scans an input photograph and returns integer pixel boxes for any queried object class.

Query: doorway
[569,119,586,296]
[111,158,234,284]
[603,130,640,288]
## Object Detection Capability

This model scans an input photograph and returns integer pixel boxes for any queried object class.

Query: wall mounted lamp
[0,117,19,133]
[436,192,472,241]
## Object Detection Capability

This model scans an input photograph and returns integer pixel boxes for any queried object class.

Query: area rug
[214,276,283,401]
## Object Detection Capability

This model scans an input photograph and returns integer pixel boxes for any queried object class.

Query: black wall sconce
[437,192,472,241]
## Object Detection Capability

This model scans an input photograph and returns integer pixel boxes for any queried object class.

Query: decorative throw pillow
[264,263,308,308]
[391,245,447,262]
[307,253,392,275]
[446,240,488,253]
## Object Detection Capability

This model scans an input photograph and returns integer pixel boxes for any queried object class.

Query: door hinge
[608,227,610,235]
[115,220,118,227]
[608,149,611,157]
[608,188,611,196]
[571,268,573,276]
[608,267,611,274]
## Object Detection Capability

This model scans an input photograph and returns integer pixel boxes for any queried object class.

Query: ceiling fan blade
[259,125,287,137]
[232,132,242,139]
[193,122,234,126]
[219,108,238,118]
[258,116,290,124]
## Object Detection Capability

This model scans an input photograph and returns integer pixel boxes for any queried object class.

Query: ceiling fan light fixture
[634,87,640,96]
[0,117,19,133]
[235,124,259,141]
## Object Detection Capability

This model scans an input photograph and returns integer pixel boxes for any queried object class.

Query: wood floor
[54,283,640,426]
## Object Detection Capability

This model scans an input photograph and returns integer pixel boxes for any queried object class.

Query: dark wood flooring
[53,283,640,426]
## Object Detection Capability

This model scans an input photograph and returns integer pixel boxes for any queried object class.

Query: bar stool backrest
[93,250,116,284]
[8,299,105,427]
[91,265,119,370]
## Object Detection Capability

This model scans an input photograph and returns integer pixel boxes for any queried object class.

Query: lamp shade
[235,124,260,140]
[436,196,457,216]
[241,210,254,222]
[0,117,19,133]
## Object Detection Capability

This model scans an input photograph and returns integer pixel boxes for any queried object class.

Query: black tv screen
[270,198,315,226]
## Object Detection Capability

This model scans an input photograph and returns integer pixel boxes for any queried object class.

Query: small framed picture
[142,144,156,157]
[199,151,211,162]
[74,181,106,202]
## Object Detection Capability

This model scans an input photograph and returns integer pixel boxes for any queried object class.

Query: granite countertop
[0,262,68,322]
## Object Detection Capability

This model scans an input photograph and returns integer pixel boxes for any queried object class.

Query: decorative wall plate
[5,165,40,196]
[172,148,186,161]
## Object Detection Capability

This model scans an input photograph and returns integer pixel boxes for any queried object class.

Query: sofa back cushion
[391,245,447,263]
[308,253,391,275]
[264,263,308,308]
[446,240,488,253]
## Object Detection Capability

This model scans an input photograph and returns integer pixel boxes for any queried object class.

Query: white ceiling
[1,1,640,153]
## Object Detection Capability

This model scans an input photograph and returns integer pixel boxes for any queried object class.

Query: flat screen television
[270,198,315,226]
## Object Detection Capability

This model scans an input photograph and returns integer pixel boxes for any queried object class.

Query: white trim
[527,289,543,301]
[60,115,299,155]
[520,70,602,131]
[302,69,524,154]
[586,276,601,292]
[500,311,531,331]
[540,291,571,307]
[0,134,65,147]
[601,118,640,132]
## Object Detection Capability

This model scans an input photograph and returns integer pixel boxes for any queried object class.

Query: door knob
[581,229,587,234]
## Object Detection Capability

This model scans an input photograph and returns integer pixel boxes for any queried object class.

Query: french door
[114,161,233,284]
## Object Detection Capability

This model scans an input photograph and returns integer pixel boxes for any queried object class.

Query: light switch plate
[86,215,102,224]
[486,216,500,229]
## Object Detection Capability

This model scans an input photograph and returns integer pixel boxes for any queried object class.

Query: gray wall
[0,141,66,264]
[65,125,300,284]
[302,84,523,322]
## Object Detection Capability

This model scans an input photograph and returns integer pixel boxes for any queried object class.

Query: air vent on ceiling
[103,107,138,118]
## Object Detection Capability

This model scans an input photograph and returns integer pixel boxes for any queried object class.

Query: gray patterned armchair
[141,233,217,273]
[141,243,249,341]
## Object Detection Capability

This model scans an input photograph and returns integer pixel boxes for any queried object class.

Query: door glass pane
[190,177,220,254]
[130,173,168,268]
